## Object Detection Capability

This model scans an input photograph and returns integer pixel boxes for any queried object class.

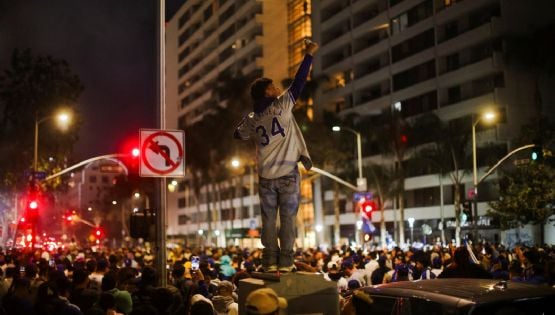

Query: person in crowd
[219,255,236,280]
[234,40,319,273]
[86,292,123,315]
[3,277,34,315]
[101,271,133,315]
[34,280,83,315]
[245,288,287,315]
[432,255,443,278]
[414,253,436,280]
[70,268,99,314]
[383,254,413,283]
[438,246,492,279]
[370,256,390,285]
[190,293,215,315]
[211,280,238,315]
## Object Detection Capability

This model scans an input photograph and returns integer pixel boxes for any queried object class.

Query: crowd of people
[0,242,553,315]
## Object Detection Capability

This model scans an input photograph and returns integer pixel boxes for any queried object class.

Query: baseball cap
[245,288,287,314]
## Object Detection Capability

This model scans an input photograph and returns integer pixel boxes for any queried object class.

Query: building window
[447,86,461,104]
[390,13,408,35]
[178,198,186,208]
[101,176,109,184]
[178,215,189,225]
[89,175,97,183]
[406,186,440,207]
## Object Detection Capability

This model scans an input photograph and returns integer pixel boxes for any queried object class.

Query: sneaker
[278,265,297,273]
[264,265,278,273]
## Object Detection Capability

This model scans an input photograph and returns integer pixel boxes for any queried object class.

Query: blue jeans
[258,168,299,268]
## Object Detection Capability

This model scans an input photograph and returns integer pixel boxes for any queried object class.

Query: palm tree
[364,163,396,248]
[411,113,472,245]
[358,109,410,245]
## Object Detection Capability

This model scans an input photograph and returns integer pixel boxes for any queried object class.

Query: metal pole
[356,131,363,180]
[472,118,479,241]
[249,165,254,249]
[34,115,39,172]
[156,0,167,286]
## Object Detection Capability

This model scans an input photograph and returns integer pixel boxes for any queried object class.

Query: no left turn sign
[139,129,185,177]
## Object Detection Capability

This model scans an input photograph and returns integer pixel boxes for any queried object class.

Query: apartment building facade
[164,0,554,247]
[165,0,294,246]
[310,0,555,245]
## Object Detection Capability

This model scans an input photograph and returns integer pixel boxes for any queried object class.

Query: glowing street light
[332,125,366,191]
[34,109,73,172]
[471,111,497,233]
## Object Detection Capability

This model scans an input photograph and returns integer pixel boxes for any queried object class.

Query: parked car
[349,278,554,314]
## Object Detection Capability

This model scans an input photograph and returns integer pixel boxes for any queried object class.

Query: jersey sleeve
[233,114,253,140]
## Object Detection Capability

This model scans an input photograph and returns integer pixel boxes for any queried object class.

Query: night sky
[0,0,184,160]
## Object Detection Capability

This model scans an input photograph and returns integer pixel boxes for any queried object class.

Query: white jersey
[236,91,310,179]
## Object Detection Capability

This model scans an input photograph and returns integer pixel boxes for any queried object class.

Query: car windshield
[470,296,553,315]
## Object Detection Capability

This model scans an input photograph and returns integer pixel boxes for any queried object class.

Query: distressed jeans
[258,168,299,268]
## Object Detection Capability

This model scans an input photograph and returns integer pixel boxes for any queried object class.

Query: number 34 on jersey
[256,117,286,146]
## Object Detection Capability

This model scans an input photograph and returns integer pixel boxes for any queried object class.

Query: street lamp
[34,110,73,172]
[471,111,496,238]
[231,157,255,217]
[408,217,415,244]
[332,126,366,191]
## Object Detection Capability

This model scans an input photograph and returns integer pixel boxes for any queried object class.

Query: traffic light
[531,145,543,162]
[462,201,472,222]
[25,197,40,221]
[28,200,38,210]
[360,199,377,218]
[363,233,372,243]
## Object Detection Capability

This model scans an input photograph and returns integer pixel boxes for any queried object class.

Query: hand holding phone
[191,256,200,271]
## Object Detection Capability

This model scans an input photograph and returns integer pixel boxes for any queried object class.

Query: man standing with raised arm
[234,40,319,273]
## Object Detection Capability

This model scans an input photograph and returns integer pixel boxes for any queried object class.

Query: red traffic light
[28,200,38,209]
[131,148,140,158]
[360,199,377,218]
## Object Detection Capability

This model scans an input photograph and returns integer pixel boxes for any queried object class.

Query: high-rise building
[164,0,555,247]
[310,0,555,244]
[165,0,291,245]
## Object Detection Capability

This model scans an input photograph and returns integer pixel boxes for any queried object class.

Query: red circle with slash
[141,131,183,175]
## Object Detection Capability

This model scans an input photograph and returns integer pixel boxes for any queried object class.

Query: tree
[0,49,82,245]
[0,49,83,191]
[489,163,554,230]
[356,109,410,245]
[184,72,253,245]
[488,116,555,244]
[411,113,472,245]
[364,163,396,248]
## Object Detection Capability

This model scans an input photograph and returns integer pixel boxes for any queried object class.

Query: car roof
[360,279,555,307]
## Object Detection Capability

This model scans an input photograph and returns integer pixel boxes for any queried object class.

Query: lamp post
[471,111,496,239]
[231,158,255,216]
[408,217,415,244]
[332,126,366,191]
[231,157,255,246]
[34,110,72,172]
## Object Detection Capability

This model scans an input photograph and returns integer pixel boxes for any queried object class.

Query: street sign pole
[156,0,167,287]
